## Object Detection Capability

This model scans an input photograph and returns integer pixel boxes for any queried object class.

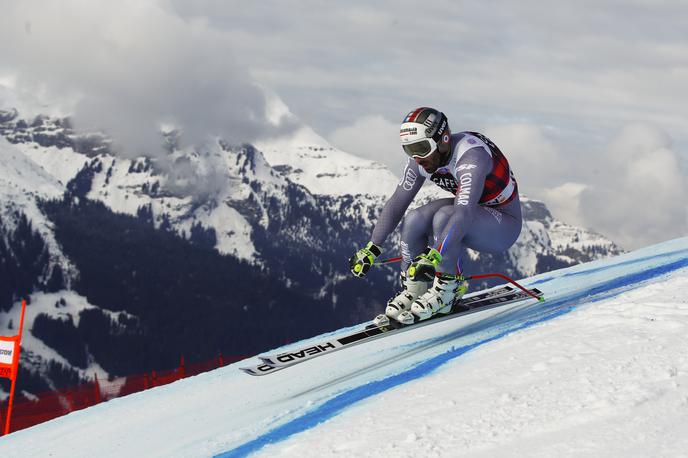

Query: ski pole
[465,273,545,302]
[374,257,544,302]
[377,256,403,265]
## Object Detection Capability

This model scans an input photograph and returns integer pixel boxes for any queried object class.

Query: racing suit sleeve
[370,158,426,247]
[434,147,492,266]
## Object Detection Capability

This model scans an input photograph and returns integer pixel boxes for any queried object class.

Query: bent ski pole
[377,256,403,265]
[466,273,544,302]
[373,257,544,302]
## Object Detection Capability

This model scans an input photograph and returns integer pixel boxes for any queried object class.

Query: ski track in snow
[0,238,687,458]
[219,239,688,458]
[253,274,688,458]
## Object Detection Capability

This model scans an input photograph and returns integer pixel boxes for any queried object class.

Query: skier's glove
[407,247,442,282]
[349,242,382,278]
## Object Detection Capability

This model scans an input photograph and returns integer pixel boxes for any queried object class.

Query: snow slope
[0,137,78,284]
[256,90,399,198]
[0,237,686,457]
[257,262,688,458]
[0,291,131,396]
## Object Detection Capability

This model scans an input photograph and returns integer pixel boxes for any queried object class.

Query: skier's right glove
[407,247,442,282]
[349,242,382,278]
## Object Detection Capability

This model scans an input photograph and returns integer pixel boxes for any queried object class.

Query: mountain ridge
[0,93,623,394]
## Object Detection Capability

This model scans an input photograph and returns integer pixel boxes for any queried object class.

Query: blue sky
[1,0,687,248]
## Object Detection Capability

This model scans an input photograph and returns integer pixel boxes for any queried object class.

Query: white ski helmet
[399,107,450,158]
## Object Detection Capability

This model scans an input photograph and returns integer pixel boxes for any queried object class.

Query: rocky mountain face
[0,103,623,395]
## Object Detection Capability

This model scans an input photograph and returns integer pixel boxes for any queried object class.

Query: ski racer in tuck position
[350,107,522,325]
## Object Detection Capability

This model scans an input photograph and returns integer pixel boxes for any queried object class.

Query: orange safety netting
[0,353,244,435]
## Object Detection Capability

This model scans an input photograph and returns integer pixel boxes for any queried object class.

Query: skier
[349,107,522,324]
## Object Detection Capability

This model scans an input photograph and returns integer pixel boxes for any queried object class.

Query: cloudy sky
[1,0,687,249]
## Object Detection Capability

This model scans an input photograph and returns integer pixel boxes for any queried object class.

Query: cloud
[484,122,687,249]
[483,123,571,192]
[542,182,588,229]
[165,2,688,248]
[328,114,404,176]
[0,0,288,157]
[2,0,687,248]
[479,122,591,227]
[330,116,687,250]
[168,1,688,149]
[578,124,688,249]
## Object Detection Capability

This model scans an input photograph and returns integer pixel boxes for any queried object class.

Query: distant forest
[34,196,352,377]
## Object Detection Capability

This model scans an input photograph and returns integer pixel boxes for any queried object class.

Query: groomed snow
[0,237,686,457]
[257,266,688,458]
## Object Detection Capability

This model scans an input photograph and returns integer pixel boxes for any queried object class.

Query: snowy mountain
[0,89,622,395]
[0,237,685,457]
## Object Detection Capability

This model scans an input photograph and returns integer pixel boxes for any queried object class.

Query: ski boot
[397,273,468,324]
[373,272,429,326]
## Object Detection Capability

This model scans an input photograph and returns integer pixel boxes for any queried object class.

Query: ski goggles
[401,138,438,159]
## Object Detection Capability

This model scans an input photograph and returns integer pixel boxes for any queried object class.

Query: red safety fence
[0,353,244,435]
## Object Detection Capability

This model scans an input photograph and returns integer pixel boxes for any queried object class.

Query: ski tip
[538,295,546,302]
[239,366,259,376]
[240,363,279,376]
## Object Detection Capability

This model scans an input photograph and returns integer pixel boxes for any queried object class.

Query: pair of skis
[240,283,543,376]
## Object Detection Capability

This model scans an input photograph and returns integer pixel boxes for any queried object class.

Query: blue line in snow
[530,247,688,286]
[216,255,688,458]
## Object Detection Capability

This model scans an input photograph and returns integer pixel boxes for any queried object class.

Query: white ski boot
[374,273,429,326]
[398,274,468,324]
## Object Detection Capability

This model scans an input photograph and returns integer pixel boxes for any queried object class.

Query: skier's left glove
[349,242,382,278]
[407,247,442,282]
